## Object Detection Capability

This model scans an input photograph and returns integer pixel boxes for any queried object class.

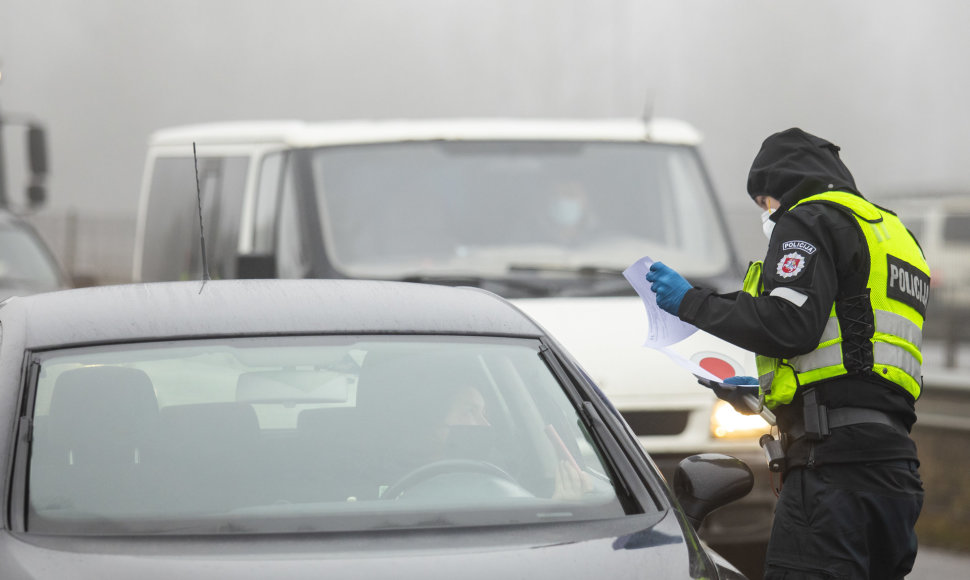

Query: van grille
[620,410,689,436]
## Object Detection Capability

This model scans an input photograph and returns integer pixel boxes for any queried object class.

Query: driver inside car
[385,382,590,501]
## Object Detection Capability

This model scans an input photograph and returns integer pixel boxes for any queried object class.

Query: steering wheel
[381,459,521,500]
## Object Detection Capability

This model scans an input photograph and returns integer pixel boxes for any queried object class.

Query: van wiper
[399,274,554,297]
[507,264,635,297]
[507,263,625,277]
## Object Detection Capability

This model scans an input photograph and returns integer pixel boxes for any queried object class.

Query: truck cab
[134,118,775,555]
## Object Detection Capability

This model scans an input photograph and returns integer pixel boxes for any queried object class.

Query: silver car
[0,279,752,578]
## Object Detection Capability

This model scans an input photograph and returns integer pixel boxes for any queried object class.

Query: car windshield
[28,335,626,535]
[0,221,63,291]
[309,140,731,281]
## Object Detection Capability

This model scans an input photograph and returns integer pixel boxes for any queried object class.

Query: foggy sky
[2,0,969,219]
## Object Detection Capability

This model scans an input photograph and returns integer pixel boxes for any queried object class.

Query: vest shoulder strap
[792,191,883,224]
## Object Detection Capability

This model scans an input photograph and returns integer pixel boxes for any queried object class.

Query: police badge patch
[776,252,808,279]
[781,240,817,255]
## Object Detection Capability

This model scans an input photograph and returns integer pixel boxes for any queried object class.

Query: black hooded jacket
[748,127,861,218]
[678,128,918,469]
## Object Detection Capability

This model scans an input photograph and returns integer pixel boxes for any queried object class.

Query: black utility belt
[786,401,908,442]
[761,393,908,474]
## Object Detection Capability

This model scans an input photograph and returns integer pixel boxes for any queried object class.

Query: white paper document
[623,256,774,424]
[622,256,699,347]
[623,256,720,382]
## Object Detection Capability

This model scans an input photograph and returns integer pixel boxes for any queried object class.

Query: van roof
[148,118,703,149]
[885,192,970,215]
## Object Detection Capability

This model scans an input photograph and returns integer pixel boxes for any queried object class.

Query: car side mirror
[237,254,277,279]
[674,453,753,530]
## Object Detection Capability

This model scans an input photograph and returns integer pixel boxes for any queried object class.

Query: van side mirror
[237,254,277,279]
[674,453,753,530]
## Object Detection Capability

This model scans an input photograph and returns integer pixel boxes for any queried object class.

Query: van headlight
[710,400,770,439]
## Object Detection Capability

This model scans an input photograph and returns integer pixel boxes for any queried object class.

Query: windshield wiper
[400,266,634,299]
[506,264,636,297]
[399,274,554,297]
[507,263,625,277]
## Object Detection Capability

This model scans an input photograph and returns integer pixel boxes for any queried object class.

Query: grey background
[2,0,969,270]
[4,2,970,570]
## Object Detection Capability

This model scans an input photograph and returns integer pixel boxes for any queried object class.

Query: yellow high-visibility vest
[742,191,930,409]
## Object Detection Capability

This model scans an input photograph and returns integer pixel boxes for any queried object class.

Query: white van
[134,118,774,554]
[890,193,970,368]
[891,193,970,311]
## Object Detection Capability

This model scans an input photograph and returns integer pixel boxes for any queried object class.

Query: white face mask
[552,199,583,227]
[760,202,776,240]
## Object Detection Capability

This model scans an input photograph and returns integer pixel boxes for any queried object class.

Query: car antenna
[193,142,211,293]
[639,56,664,135]
[641,94,653,123]
[640,88,654,137]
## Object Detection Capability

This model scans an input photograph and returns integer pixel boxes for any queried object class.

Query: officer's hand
[645,262,692,315]
[711,376,759,415]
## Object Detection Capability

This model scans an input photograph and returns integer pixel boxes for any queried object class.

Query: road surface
[908,546,970,578]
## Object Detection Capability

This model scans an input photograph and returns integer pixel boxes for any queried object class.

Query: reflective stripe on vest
[876,310,922,350]
[874,342,922,382]
[790,342,842,373]
[819,317,840,343]
[788,314,924,378]
[740,191,929,408]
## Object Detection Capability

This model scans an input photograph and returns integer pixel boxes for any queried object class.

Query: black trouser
[764,460,924,579]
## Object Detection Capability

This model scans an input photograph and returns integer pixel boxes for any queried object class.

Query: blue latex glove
[645,261,692,315]
[712,376,759,415]
[723,376,758,386]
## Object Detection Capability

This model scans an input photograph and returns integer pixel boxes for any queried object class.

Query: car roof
[148,118,703,149]
[0,279,544,350]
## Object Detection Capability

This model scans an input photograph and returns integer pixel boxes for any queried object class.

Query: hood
[747,127,860,215]
[0,511,730,579]
[511,296,753,400]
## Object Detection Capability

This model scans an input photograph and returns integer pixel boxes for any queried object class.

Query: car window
[139,156,249,282]
[253,152,284,254]
[943,214,970,244]
[276,163,310,278]
[27,335,626,535]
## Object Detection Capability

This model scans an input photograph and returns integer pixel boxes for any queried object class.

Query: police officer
[647,128,926,579]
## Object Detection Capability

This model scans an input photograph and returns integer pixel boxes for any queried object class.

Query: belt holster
[759,433,787,473]
[801,388,830,440]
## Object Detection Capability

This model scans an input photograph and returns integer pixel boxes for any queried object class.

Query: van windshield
[308,140,732,282]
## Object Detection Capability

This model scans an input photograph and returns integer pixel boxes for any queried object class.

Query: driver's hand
[552,460,592,500]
